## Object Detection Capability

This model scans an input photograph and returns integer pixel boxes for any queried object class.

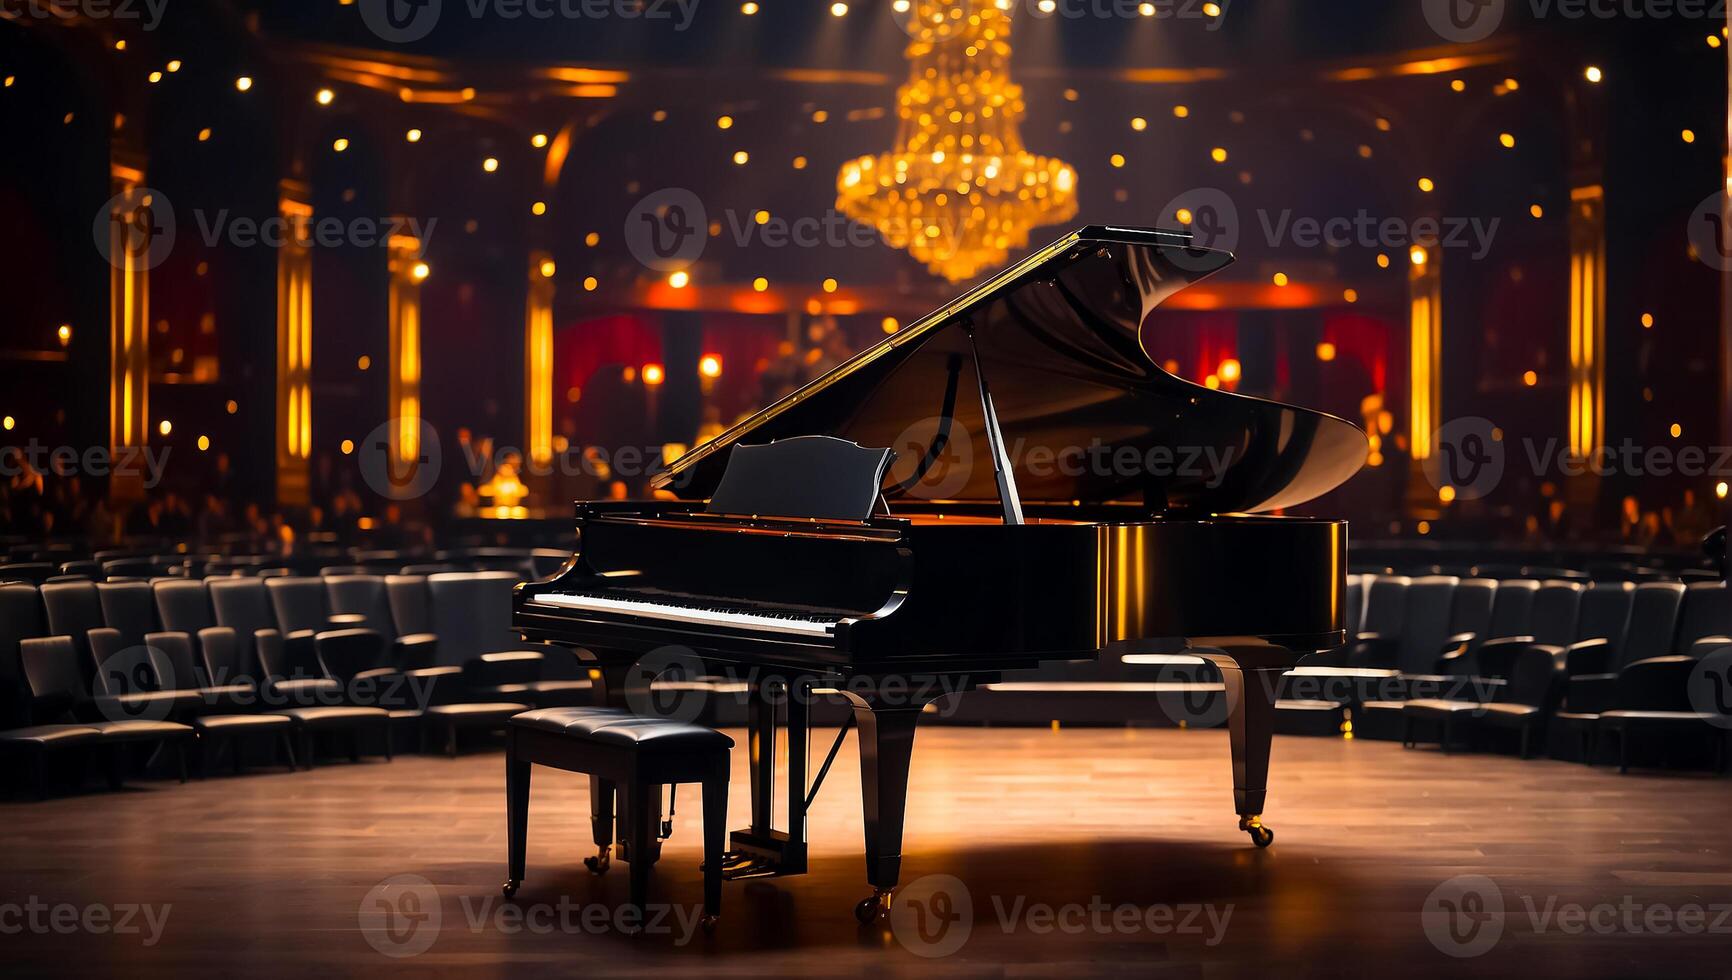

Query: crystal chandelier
[837,0,1077,282]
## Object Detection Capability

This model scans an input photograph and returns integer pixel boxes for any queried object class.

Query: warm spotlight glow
[585,232,600,247]
[582,276,598,291]
[539,259,556,278]
[733,150,749,165]
[198,128,212,142]
[1210,147,1228,163]
[1530,204,1544,218]
[197,435,211,451]
[1316,342,1337,361]
[1109,153,1126,168]
[1173,105,1189,118]
[531,133,548,148]
[1523,370,1538,386]
[753,210,770,224]
[882,316,900,333]
[56,324,71,345]
[166,59,181,72]
[752,276,769,291]
[1409,246,1428,266]
[1417,177,1435,192]
[226,400,238,414]
[742,1,759,12]
[234,76,253,92]
[822,277,838,292]
[1130,116,1147,131]
[406,128,422,142]
[1438,485,1457,504]
[148,71,163,84]
[1342,289,1358,303]
[1218,358,1242,383]
[1584,65,1603,82]
[668,270,690,289]
[158,419,173,436]
[830,1,848,14]
[316,88,334,105]
[1718,481,1729,499]
[1682,129,1697,143]
[411,261,430,281]
[642,363,666,386]
[341,439,355,455]
[1175,208,1193,225]
[716,115,733,129]
[1377,253,1391,269]
[531,201,546,215]
[1,417,12,431]
[1641,313,1654,328]
[699,354,723,378]
[1670,423,1683,438]
[332,138,350,152]
[1272,272,1289,287]
[482,157,499,173]
[1498,133,1515,148]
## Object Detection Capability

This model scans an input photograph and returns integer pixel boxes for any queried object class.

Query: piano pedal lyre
[583,845,611,875]
[1239,814,1275,848]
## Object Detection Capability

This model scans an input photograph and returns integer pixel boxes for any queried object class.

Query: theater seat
[1598,649,1732,774]
[0,724,102,797]
[19,636,195,786]
[1403,645,1566,757]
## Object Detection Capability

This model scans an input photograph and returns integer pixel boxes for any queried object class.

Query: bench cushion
[278,706,390,728]
[191,714,293,732]
[511,707,733,751]
[0,725,103,747]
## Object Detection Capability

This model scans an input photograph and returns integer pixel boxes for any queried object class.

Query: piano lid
[653,225,1369,514]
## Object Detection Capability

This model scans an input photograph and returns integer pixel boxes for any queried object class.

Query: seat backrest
[0,583,47,728]
[40,580,104,670]
[1484,579,1539,641]
[1692,645,1732,717]
[1615,656,1699,712]
[1621,582,1686,667]
[1395,576,1459,673]
[153,579,214,634]
[1448,579,1498,640]
[265,576,330,634]
[0,562,55,584]
[144,631,204,694]
[1361,575,1409,636]
[1343,575,1365,636]
[426,571,520,665]
[1529,581,1583,647]
[208,578,274,667]
[88,627,172,700]
[1574,581,1635,648]
[96,580,157,647]
[325,575,396,637]
[20,635,87,721]
[1674,581,1729,654]
[385,574,434,635]
[197,626,248,687]
[314,628,390,683]
[1504,646,1566,708]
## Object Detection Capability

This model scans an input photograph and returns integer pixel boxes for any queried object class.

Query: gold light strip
[1408,244,1442,460]
[107,164,150,500]
[1568,185,1606,459]
[388,232,424,467]
[276,190,314,505]
[525,251,555,467]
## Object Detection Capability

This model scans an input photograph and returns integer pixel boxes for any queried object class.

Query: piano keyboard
[532,592,838,638]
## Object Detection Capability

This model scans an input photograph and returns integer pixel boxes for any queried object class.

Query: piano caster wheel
[700,915,719,933]
[502,880,521,899]
[584,847,612,876]
[853,889,893,924]
[1240,815,1274,848]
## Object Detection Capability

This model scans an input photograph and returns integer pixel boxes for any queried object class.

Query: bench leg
[628,780,657,931]
[702,771,727,925]
[504,744,530,898]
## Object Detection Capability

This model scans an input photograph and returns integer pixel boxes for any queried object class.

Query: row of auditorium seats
[1280,575,1732,772]
[0,547,572,585]
[0,571,594,797]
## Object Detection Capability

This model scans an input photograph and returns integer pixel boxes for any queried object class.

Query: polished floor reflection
[3,727,1728,977]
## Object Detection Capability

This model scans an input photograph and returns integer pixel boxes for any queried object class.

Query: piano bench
[503,707,732,927]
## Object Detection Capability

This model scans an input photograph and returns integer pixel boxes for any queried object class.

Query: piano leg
[846,699,924,923]
[1195,641,1297,848]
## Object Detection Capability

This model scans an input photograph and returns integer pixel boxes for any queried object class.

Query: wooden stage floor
[2,727,1729,978]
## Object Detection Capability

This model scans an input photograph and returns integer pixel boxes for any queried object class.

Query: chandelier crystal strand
[837,0,1077,282]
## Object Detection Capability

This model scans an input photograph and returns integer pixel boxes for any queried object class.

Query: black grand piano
[515,225,1368,921]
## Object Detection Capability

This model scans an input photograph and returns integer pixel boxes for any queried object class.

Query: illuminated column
[106,162,151,501]
[525,252,555,468]
[387,232,427,469]
[1568,184,1607,460]
[1407,243,1442,461]
[276,183,313,506]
